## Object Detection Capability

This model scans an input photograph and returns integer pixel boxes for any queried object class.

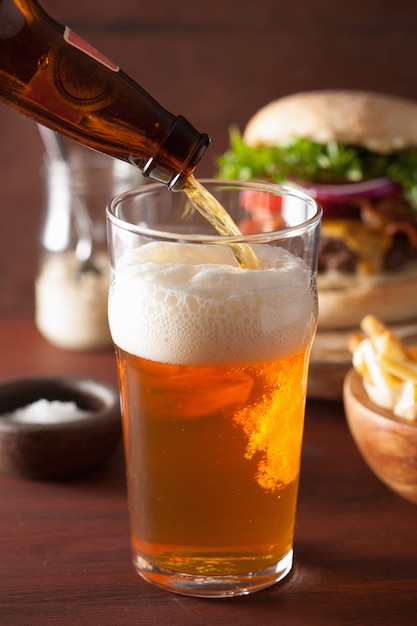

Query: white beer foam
[108,242,315,365]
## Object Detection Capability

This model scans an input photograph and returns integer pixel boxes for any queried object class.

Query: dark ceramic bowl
[0,377,122,479]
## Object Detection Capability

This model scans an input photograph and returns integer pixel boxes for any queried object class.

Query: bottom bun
[317,266,417,330]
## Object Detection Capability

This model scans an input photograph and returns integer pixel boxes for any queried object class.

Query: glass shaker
[35,140,144,350]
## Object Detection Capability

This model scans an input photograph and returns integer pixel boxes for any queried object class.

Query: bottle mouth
[142,117,210,190]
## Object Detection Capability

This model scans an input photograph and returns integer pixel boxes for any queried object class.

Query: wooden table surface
[0,315,416,625]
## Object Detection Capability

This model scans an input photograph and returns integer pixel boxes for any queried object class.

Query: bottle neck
[140,116,210,189]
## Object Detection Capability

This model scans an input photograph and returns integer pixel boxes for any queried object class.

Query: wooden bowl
[343,368,417,504]
[0,377,122,480]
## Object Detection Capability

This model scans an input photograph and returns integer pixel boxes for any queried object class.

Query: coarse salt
[2,399,92,424]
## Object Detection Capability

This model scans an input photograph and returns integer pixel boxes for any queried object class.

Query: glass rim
[106,178,323,243]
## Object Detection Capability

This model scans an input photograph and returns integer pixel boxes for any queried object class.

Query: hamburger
[216,90,417,330]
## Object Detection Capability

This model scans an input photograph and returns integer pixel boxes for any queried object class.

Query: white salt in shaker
[35,142,144,350]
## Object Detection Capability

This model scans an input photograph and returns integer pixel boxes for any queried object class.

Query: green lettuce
[216,127,417,210]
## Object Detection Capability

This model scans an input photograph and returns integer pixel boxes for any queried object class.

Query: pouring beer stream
[183,177,259,270]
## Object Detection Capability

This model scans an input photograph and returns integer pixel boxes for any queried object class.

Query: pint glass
[106,180,322,597]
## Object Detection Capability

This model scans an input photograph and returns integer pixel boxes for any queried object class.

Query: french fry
[349,315,417,420]
[360,314,387,339]
[351,342,370,381]
[360,338,401,388]
[394,380,417,420]
[348,331,364,354]
[409,345,417,361]
[360,315,410,360]
[380,355,417,384]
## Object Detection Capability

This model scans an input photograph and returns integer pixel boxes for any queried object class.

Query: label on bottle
[63,28,119,72]
[25,31,119,120]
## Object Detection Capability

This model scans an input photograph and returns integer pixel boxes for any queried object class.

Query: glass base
[132,549,293,598]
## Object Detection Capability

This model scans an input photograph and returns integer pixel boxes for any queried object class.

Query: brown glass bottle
[0,0,210,189]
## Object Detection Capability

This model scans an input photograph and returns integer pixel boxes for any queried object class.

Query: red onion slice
[294,177,401,201]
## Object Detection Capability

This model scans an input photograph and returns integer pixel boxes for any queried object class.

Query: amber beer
[115,346,309,576]
[107,179,321,597]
